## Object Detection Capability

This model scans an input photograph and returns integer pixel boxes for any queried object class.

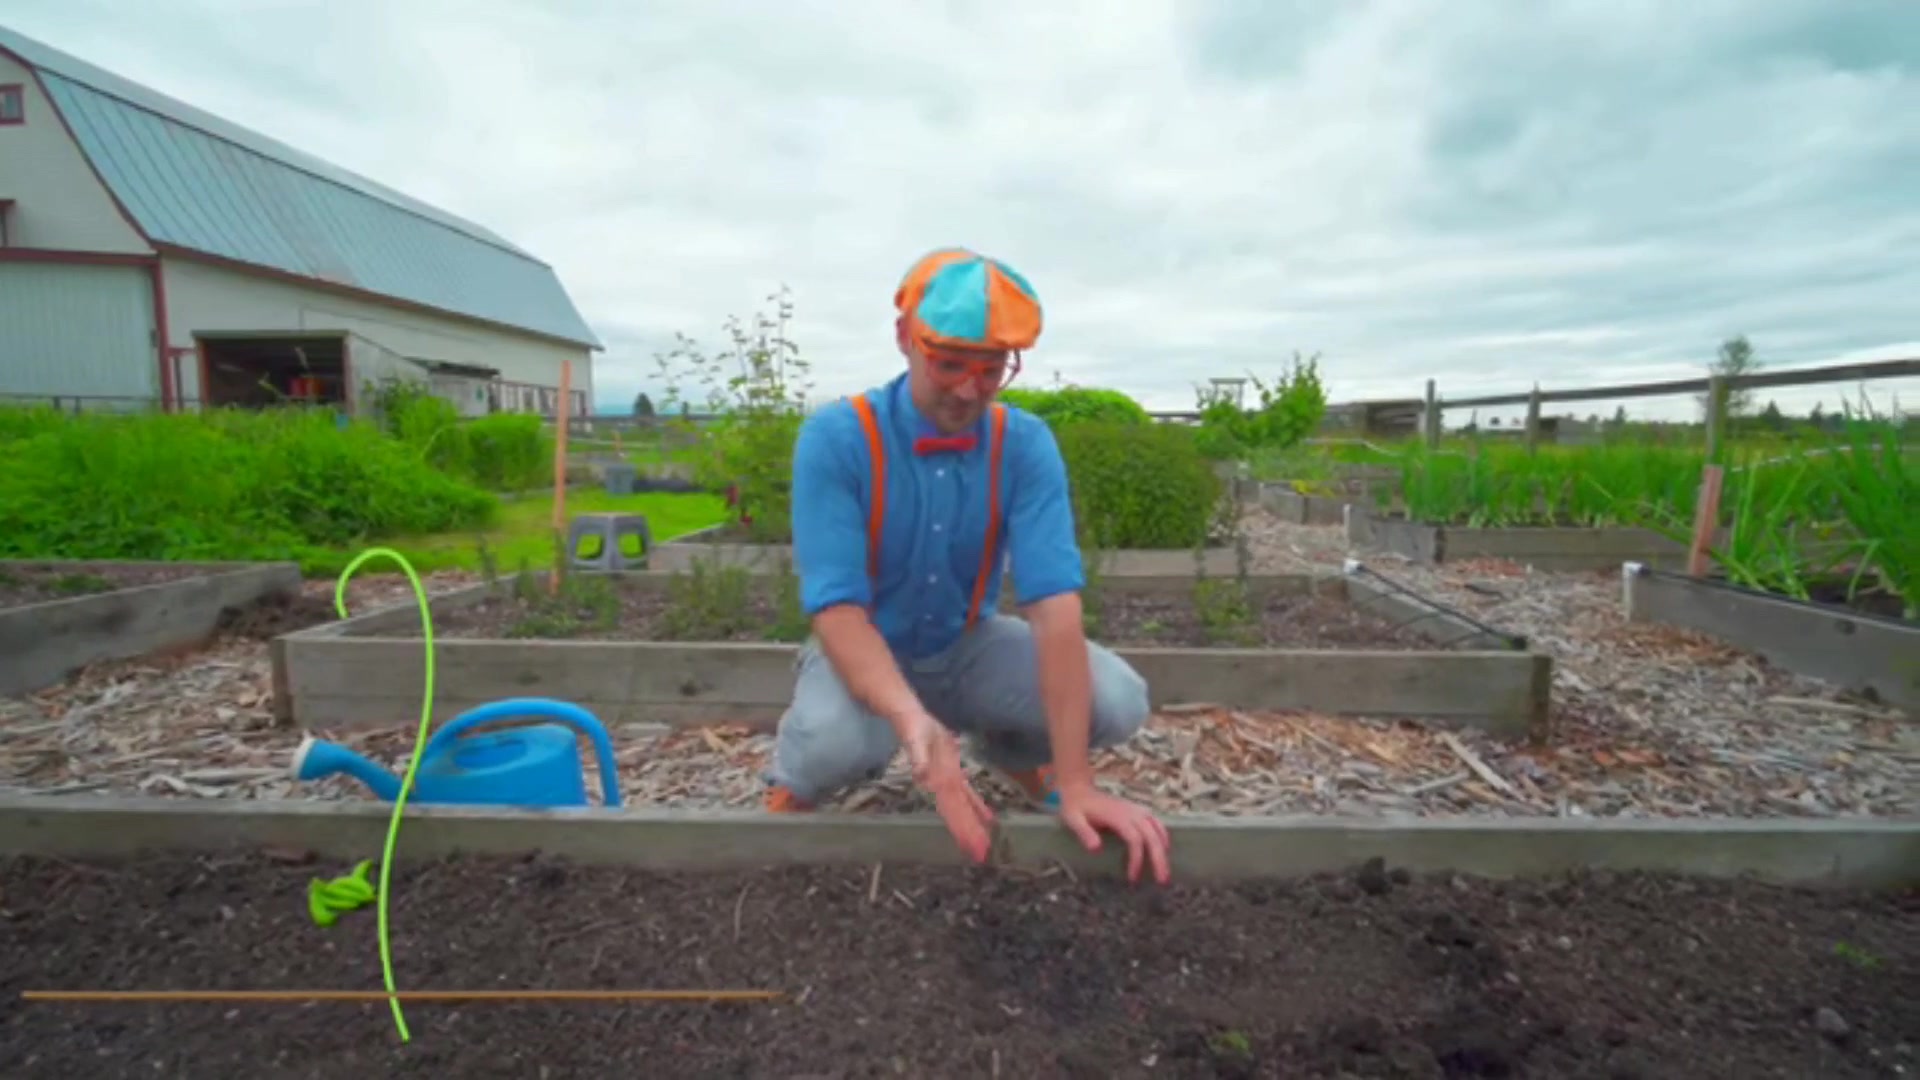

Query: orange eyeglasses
[919,341,1023,394]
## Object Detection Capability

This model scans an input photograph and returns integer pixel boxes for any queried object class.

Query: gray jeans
[763,614,1152,803]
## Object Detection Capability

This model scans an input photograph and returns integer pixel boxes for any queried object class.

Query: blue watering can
[291,697,622,809]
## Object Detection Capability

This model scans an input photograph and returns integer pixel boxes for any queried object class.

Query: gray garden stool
[567,512,653,571]
[603,462,638,495]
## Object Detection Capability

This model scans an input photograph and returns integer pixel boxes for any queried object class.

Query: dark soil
[2,853,1913,1079]
[213,591,345,641]
[0,561,206,609]
[1087,589,1436,649]
[1777,577,1913,624]
[371,576,1439,650]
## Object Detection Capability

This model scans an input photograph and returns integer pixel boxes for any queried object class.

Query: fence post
[1705,374,1726,462]
[1423,379,1440,449]
[1524,385,1542,454]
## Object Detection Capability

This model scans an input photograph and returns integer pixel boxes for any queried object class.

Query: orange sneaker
[1000,764,1060,811]
[764,785,813,813]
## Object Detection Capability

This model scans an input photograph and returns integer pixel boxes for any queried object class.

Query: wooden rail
[1414,356,1918,459]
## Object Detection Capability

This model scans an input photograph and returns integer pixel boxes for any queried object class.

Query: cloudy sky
[8,0,1918,423]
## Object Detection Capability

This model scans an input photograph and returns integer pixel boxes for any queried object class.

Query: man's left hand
[1056,783,1172,885]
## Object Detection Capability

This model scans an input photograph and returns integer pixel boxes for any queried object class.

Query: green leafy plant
[1074,508,1116,638]
[999,385,1151,429]
[768,554,811,643]
[659,557,759,640]
[654,287,812,544]
[1055,421,1223,550]
[504,542,619,639]
[1192,352,1328,461]
[1191,499,1258,645]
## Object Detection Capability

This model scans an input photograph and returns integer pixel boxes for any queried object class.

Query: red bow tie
[914,435,976,455]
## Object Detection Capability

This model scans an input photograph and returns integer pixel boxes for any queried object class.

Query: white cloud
[7,0,1917,421]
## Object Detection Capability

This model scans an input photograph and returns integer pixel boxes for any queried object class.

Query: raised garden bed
[1345,503,1692,573]
[648,522,1250,576]
[0,559,304,697]
[1623,562,1920,713]
[1256,483,1353,526]
[1,796,1916,1079]
[271,568,1550,739]
[387,571,1426,650]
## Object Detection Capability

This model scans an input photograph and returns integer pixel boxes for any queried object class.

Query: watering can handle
[422,697,624,808]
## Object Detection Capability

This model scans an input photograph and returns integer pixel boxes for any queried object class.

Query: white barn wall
[0,55,150,255]
[161,255,595,411]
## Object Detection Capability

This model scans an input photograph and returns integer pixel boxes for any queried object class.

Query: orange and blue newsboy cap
[894,247,1043,353]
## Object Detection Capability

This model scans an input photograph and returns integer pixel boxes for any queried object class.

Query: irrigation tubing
[1343,561,1529,651]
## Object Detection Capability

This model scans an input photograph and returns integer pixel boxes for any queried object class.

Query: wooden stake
[550,358,574,596]
[1687,463,1724,578]
[21,988,782,1004]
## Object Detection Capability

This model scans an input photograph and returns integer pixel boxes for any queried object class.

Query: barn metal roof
[0,25,602,349]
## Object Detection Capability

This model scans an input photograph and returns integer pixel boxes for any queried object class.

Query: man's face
[902,325,1017,433]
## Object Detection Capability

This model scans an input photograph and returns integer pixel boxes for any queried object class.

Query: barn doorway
[198,334,349,409]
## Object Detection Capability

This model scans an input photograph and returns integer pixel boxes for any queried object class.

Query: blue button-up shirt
[789,373,1085,660]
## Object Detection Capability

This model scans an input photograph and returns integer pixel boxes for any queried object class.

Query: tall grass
[1823,409,1918,618]
[1388,442,1711,527]
[1325,422,1912,616]
[0,405,498,565]
[369,382,552,491]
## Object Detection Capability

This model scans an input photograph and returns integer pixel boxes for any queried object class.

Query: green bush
[369,379,552,491]
[0,405,497,565]
[1000,385,1151,429]
[1194,352,1328,461]
[454,413,550,490]
[1056,421,1222,549]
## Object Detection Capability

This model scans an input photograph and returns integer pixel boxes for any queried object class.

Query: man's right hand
[901,711,996,864]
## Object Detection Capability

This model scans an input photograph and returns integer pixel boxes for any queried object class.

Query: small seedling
[474,535,501,588]
[1207,1028,1254,1063]
[1832,941,1881,970]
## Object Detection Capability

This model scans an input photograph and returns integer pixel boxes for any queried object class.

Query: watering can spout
[291,733,402,801]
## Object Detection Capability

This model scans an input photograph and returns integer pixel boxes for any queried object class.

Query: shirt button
[927,574,938,584]
[935,468,945,478]
[932,523,942,532]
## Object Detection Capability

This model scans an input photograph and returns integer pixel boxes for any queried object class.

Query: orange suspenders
[847,394,1008,629]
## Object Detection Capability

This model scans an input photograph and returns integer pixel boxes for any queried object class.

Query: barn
[0,25,600,418]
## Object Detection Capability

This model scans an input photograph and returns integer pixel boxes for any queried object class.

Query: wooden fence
[1407,357,1919,458]
[545,356,1916,455]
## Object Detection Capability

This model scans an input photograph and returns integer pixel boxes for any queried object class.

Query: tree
[632,391,655,418]
[1699,334,1762,420]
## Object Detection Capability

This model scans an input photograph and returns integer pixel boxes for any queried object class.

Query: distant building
[1319,398,1423,438]
[0,26,600,417]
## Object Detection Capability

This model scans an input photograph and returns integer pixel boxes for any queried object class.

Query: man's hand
[1056,782,1172,885]
[901,710,996,864]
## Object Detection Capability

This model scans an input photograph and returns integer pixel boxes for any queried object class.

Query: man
[762,247,1172,885]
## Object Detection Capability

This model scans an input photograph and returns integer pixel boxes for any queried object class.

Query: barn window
[0,85,23,125]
